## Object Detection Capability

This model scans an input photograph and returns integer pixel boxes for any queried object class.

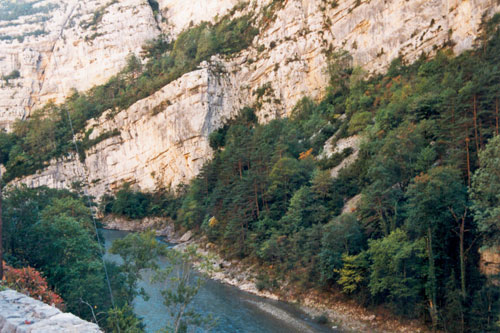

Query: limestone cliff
[17,63,238,197]
[0,0,163,129]
[4,0,500,195]
[0,0,245,129]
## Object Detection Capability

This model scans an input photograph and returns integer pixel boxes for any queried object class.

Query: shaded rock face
[6,0,500,195]
[0,289,101,332]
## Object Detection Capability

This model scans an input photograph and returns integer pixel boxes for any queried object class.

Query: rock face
[0,289,101,332]
[102,215,175,238]
[221,0,500,120]
[480,247,500,285]
[16,64,238,196]
[0,0,245,130]
[0,0,160,129]
[157,0,242,36]
[328,135,362,178]
[6,0,500,195]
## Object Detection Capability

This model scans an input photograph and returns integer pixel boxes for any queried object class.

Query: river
[101,229,339,333]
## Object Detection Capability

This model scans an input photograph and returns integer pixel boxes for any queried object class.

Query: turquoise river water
[101,229,340,333]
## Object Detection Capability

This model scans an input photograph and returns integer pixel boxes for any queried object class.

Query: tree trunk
[254,181,260,218]
[465,137,471,187]
[259,181,269,212]
[376,198,389,236]
[427,227,439,332]
[473,95,480,162]
[459,219,466,300]
[450,207,468,303]
[174,304,187,333]
[496,97,499,136]
[458,225,466,333]
[479,119,485,149]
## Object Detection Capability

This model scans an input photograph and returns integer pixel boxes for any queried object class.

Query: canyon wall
[0,0,161,129]
[3,0,500,195]
[17,63,239,196]
[0,0,234,130]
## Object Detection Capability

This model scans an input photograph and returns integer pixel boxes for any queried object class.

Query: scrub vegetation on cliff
[0,10,258,182]
[0,0,58,22]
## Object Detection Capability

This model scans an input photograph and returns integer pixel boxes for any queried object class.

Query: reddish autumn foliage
[3,263,64,310]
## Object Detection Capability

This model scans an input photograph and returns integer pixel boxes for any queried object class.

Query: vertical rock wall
[6,0,500,195]
[0,0,160,129]
[15,64,238,196]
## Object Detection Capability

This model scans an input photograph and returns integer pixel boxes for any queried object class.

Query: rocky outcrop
[0,0,249,130]
[219,0,500,119]
[15,63,238,197]
[102,215,176,238]
[480,247,500,285]
[0,289,101,332]
[3,0,499,127]
[8,0,500,194]
[320,134,362,177]
[342,193,362,215]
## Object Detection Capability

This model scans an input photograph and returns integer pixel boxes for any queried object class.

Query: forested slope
[155,15,500,332]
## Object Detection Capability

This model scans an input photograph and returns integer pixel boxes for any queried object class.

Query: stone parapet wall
[0,289,101,332]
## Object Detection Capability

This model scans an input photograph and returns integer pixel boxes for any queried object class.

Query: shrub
[2,69,20,82]
[348,111,372,135]
[111,184,150,219]
[255,273,277,291]
[4,264,65,309]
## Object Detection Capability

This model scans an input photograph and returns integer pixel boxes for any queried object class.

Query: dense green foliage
[0,186,132,324]
[171,19,500,331]
[105,304,144,333]
[1,69,20,82]
[0,11,258,183]
[100,183,181,220]
[471,135,500,246]
[109,231,165,304]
